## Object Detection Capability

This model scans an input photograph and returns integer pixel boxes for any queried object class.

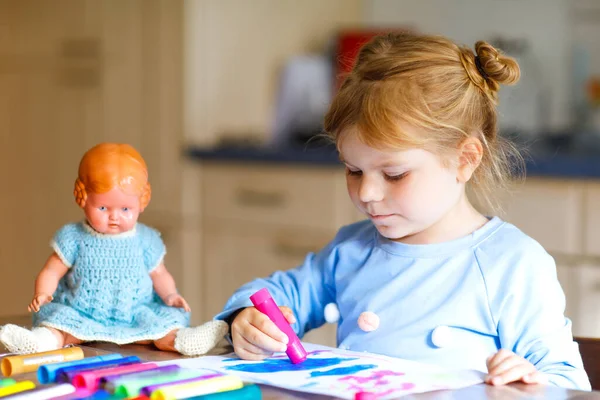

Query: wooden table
[1,316,599,399]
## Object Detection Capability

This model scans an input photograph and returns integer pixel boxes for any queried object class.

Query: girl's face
[339,129,466,244]
[84,186,142,234]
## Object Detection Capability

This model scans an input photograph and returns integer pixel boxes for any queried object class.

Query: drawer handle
[235,188,285,208]
[273,242,320,258]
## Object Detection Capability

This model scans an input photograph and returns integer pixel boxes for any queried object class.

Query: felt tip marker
[0,380,35,397]
[1,347,84,377]
[250,288,307,364]
[149,375,244,400]
[185,383,262,400]
[37,353,124,383]
[59,356,142,383]
[2,383,76,400]
[72,362,159,391]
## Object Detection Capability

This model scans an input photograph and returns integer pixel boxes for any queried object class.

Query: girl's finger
[489,363,537,386]
[280,306,297,324]
[249,313,289,345]
[232,329,274,358]
[486,349,515,373]
[243,320,288,353]
[487,355,526,381]
[522,371,547,385]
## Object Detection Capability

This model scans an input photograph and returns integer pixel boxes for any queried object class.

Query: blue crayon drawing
[310,364,377,377]
[223,357,358,373]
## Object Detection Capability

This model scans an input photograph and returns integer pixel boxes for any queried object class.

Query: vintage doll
[0,143,227,355]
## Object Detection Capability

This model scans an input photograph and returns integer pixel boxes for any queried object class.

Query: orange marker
[1,347,84,377]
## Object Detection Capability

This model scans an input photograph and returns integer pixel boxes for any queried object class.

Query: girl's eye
[385,172,408,182]
[98,206,107,211]
[346,168,362,177]
[122,207,129,212]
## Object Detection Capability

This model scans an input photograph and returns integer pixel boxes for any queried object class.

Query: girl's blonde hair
[74,143,151,209]
[324,32,524,212]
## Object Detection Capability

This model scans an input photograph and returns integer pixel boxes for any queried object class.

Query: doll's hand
[486,349,547,386]
[231,306,296,361]
[28,293,53,313]
[164,293,191,312]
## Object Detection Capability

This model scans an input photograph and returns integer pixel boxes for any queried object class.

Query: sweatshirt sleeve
[478,241,591,390]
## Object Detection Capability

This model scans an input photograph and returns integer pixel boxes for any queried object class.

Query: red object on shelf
[334,28,412,90]
[335,30,381,89]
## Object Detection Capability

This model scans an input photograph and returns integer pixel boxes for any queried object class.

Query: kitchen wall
[183,0,362,146]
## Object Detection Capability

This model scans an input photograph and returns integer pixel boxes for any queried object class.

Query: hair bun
[474,41,520,87]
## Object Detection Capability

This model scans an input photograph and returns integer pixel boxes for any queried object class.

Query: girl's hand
[486,349,547,386]
[28,293,53,312]
[164,293,191,312]
[231,306,296,361]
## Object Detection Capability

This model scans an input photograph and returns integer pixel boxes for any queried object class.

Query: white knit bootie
[0,325,59,354]
[174,320,228,356]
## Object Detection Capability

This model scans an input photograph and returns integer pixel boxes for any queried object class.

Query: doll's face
[83,187,142,234]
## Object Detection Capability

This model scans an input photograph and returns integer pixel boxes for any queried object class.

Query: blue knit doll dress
[33,221,190,343]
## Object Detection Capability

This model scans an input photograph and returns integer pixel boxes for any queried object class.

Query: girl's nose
[358,177,384,203]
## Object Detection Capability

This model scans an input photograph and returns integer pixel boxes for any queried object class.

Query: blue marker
[59,356,142,383]
[187,384,262,400]
[38,353,123,384]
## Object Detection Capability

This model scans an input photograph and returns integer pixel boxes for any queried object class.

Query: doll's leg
[154,320,228,356]
[45,327,83,347]
[153,330,178,352]
[0,324,81,354]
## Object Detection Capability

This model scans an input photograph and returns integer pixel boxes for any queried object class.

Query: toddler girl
[217,33,590,390]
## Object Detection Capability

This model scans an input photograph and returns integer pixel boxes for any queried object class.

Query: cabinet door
[574,264,600,338]
[498,179,584,255]
[585,183,600,257]
[556,262,580,334]
[202,220,337,346]
[202,164,350,230]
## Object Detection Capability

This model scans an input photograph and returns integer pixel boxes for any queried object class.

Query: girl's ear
[457,136,483,183]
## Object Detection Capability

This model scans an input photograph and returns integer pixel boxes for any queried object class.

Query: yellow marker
[0,380,35,396]
[1,347,84,377]
[150,375,244,400]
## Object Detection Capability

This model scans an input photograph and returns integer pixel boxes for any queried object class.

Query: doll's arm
[28,253,69,312]
[150,263,191,312]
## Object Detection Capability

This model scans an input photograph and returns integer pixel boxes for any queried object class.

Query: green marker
[0,378,16,387]
[187,384,262,400]
[112,369,203,397]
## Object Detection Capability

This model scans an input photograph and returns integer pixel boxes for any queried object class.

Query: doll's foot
[0,325,59,354]
[174,320,228,356]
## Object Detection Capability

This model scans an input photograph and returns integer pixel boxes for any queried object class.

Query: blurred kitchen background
[2,0,600,346]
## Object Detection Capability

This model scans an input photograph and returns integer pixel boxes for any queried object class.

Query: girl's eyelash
[345,168,407,181]
[385,172,408,181]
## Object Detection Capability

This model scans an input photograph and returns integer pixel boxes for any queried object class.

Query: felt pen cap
[1,347,84,377]
[249,288,272,305]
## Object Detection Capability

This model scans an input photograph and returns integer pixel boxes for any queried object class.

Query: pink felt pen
[250,288,307,364]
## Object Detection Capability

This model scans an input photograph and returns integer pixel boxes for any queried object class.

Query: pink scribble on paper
[340,370,405,385]
[337,369,415,393]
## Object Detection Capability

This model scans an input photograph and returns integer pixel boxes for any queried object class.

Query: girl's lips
[369,213,394,221]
